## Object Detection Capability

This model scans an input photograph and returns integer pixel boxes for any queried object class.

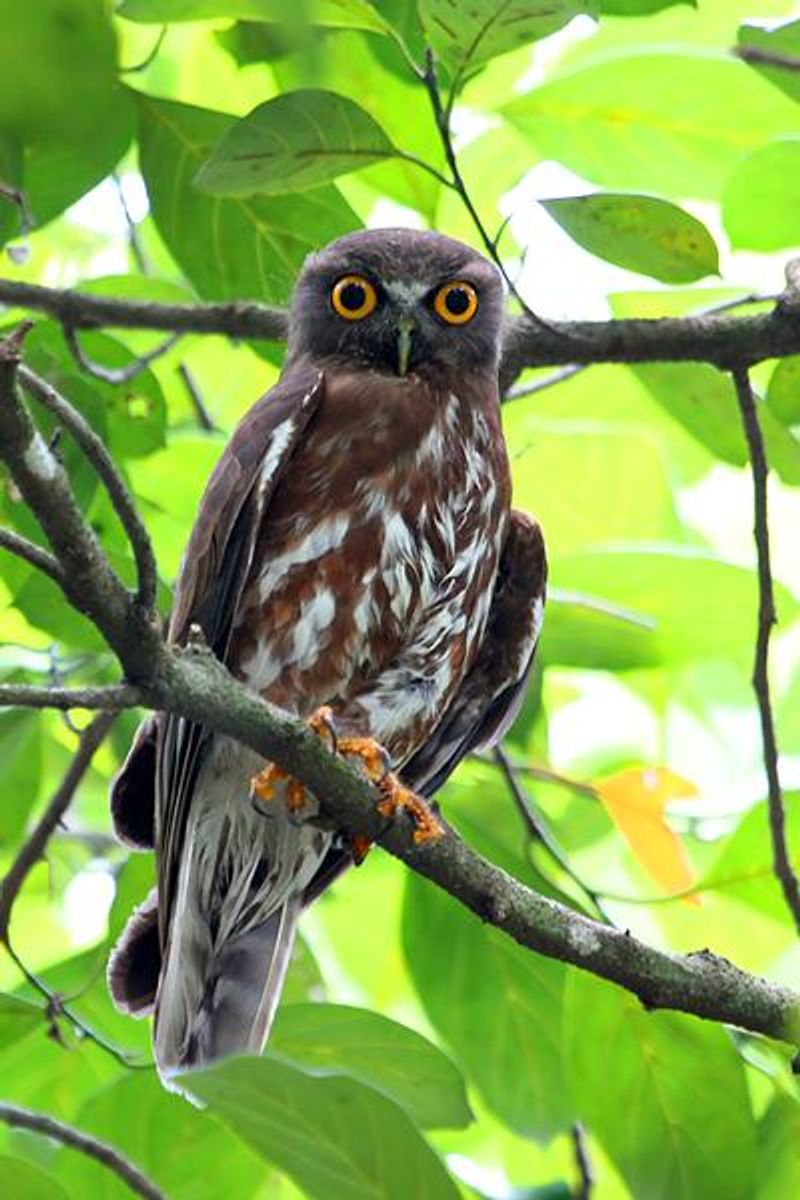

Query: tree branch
[731,366,800,933]
[4,278,800,393]
[0,526,64,585]
[0,338,163,682]
[63,323,181,386]
[0,1102,166,1200]
[0,682,141,710]
[735,44,800,73]
[572,1122,594,1200]
[0,277,288,340]
[18,363,159,614]
[3,337,800,1051]
[0,711,118,940]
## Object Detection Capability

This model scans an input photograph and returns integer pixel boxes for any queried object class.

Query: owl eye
[433,281,478,325]
[331,274,378,320]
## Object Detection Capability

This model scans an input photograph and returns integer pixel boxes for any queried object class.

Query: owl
[108,228,547,1082]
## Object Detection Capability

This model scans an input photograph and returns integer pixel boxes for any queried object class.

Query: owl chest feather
[230,368,510,724]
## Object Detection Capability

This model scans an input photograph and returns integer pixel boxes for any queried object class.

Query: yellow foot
[250,706,336,815]
[376,772,444,845]
[251,762,307,813]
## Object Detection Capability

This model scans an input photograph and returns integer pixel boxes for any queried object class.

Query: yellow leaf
[595,767,700,902]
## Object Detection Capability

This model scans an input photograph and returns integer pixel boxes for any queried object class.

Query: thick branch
[0,339,163,681]
[0,711,117,940]
[732,367,800,932]
[0,277,288,340]
[4,279,800,391]
[143,645,800,1046]
[0,1102,166,1200]
[18,364,158,613]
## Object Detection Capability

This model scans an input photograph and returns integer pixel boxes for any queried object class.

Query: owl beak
[396,318,415,377]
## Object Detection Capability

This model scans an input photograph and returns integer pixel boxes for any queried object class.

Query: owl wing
[401,510,547,797]
[301,511,546,909]
[110,368,324,889]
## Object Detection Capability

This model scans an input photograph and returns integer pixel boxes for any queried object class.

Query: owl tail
[152,895,301,1081]
[108,875,303,1086]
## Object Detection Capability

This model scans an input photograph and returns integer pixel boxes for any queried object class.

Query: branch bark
[3,278,800,392]
[0,1102,166,1200]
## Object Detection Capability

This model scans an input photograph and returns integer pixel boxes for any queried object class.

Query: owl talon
[376,773,444,844]
[336,735,391,784]
[250,706,338,818]
[350,834,373,865]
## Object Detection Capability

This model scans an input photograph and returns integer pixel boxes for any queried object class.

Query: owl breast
[228,368,510,762]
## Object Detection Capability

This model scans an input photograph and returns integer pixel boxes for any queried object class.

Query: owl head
[287,228,505,378]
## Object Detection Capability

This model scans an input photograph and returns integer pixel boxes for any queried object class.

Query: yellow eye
[331,274,378,320]
[433,281,478,325]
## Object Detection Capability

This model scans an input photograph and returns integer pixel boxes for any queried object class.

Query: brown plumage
[108,228,547,1082]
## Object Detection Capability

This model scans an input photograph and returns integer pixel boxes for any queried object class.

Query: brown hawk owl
[108,228,547,1082]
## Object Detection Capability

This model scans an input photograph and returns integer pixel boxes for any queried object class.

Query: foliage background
[2,0,800,1196]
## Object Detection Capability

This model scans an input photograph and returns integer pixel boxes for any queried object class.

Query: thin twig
[63,323,181,385]
[0,683,141,710]
[17,363,159,614]
[735,44,800,73]
[572,1122,594,1200]
[112,173,149,274]
[494,745,611,922]
[420,48,567,338]
[504,364,586,402]
[731,366,800,933]
[177,363,216,431]
[0,526,64,584]
[0,711,117,938]
[0,1102,165,1200]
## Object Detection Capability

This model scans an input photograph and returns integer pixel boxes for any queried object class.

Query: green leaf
[0,1158,69,1200]
[186,1055,461,1199]
[551,545,799,665]
[419,1,591,77]
[0,0,133,228]
[541,193,718,282]
[504,51,799,198]
[137,93,360,303]
[630,362,800,485]
[738,19,800,105]
[700,799,800,919]
[757,1095,800,1198]
[506,412,683,553]
[403,873,573,1140]
[270,27,443,220]
[0,993,43,1050]
[768,356,800,427]
[56,1071,276,1200]
[544,588,662,670]
[119,0,391,31]
[0,710,42,845]
[195,89,396,197]
[565,972,756,1199]
[270,1002,472,1130]
[723,138,800,252]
